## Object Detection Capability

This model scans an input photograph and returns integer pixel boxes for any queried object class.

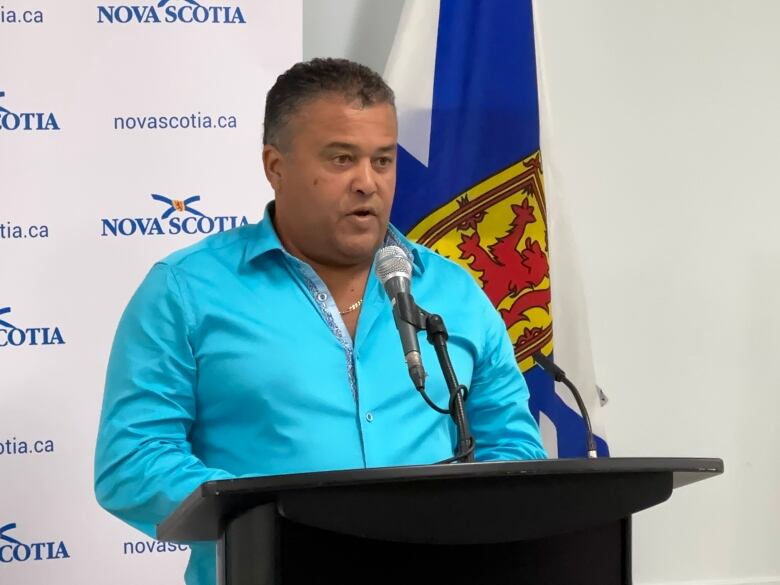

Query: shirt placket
[284,256,367,465]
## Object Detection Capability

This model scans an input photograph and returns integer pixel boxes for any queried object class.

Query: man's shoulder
[157,223,256,271]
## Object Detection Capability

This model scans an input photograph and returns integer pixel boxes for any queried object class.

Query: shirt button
[365,412,374,422]
[316,292,328,302]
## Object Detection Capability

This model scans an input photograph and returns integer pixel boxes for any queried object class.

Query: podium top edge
[199,456,723,497]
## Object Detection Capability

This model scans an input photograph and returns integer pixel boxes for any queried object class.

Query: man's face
[263,94,398,268]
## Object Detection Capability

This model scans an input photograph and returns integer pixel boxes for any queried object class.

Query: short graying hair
[263,57,395,148]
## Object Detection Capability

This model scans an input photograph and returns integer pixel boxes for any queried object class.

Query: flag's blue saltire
[392,0,609,457]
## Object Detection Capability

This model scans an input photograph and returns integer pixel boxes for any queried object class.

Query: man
[94,58,546,585]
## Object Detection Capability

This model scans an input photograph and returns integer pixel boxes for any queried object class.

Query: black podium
[158,457,723,585]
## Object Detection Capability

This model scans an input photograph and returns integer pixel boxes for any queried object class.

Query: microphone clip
[392,291,428,331]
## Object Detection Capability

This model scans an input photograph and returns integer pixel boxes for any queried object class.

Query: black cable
[416,384,470,415]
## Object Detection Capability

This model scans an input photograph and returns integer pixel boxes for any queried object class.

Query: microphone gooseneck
[533,351,598,458]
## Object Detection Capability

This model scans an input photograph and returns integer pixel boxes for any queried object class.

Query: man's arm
[465,288,548,461]
[94,263,234,537]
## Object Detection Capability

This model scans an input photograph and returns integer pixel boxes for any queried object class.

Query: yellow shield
[408,151,552,372]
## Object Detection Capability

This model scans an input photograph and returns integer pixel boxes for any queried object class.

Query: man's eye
[375,157,393,167]
[333,155,352,165]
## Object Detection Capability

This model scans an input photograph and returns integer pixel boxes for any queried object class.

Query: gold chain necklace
[339,298,363,315]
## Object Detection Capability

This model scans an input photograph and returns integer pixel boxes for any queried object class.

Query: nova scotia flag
[386,0,609,457]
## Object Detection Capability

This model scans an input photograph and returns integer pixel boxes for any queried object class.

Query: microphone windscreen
[375,246,412,284]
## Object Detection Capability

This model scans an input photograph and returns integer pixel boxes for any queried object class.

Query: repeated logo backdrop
[0,2,301,583]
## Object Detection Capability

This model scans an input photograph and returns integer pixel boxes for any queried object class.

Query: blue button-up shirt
[94,205,546,585]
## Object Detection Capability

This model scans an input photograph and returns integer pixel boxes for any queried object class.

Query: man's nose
[351,158,378,197]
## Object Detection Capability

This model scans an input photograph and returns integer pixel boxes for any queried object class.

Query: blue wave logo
[0,307,15,329]
[152,194,206,218]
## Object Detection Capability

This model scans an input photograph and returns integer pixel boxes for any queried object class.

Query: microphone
[375,246,427,391]
[533,351,598,458]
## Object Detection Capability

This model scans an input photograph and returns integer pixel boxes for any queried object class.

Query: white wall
[304,1,780,583]
[303,0,403,74]
[534,1,780,583]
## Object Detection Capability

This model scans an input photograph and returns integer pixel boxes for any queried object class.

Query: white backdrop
[0,2,300,583]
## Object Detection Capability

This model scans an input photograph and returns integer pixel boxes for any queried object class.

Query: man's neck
[297,256,373,315]
[306,258,370,284]
[270,209,377,295]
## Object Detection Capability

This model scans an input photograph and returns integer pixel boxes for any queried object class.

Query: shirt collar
[245,202,425,275]
[244,202,285,261]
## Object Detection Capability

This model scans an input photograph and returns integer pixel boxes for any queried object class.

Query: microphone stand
[533,351,598,458]
[424,312,475,463]
[393,292,475,463]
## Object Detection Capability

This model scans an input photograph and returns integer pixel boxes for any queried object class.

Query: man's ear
[262,144,284,193]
